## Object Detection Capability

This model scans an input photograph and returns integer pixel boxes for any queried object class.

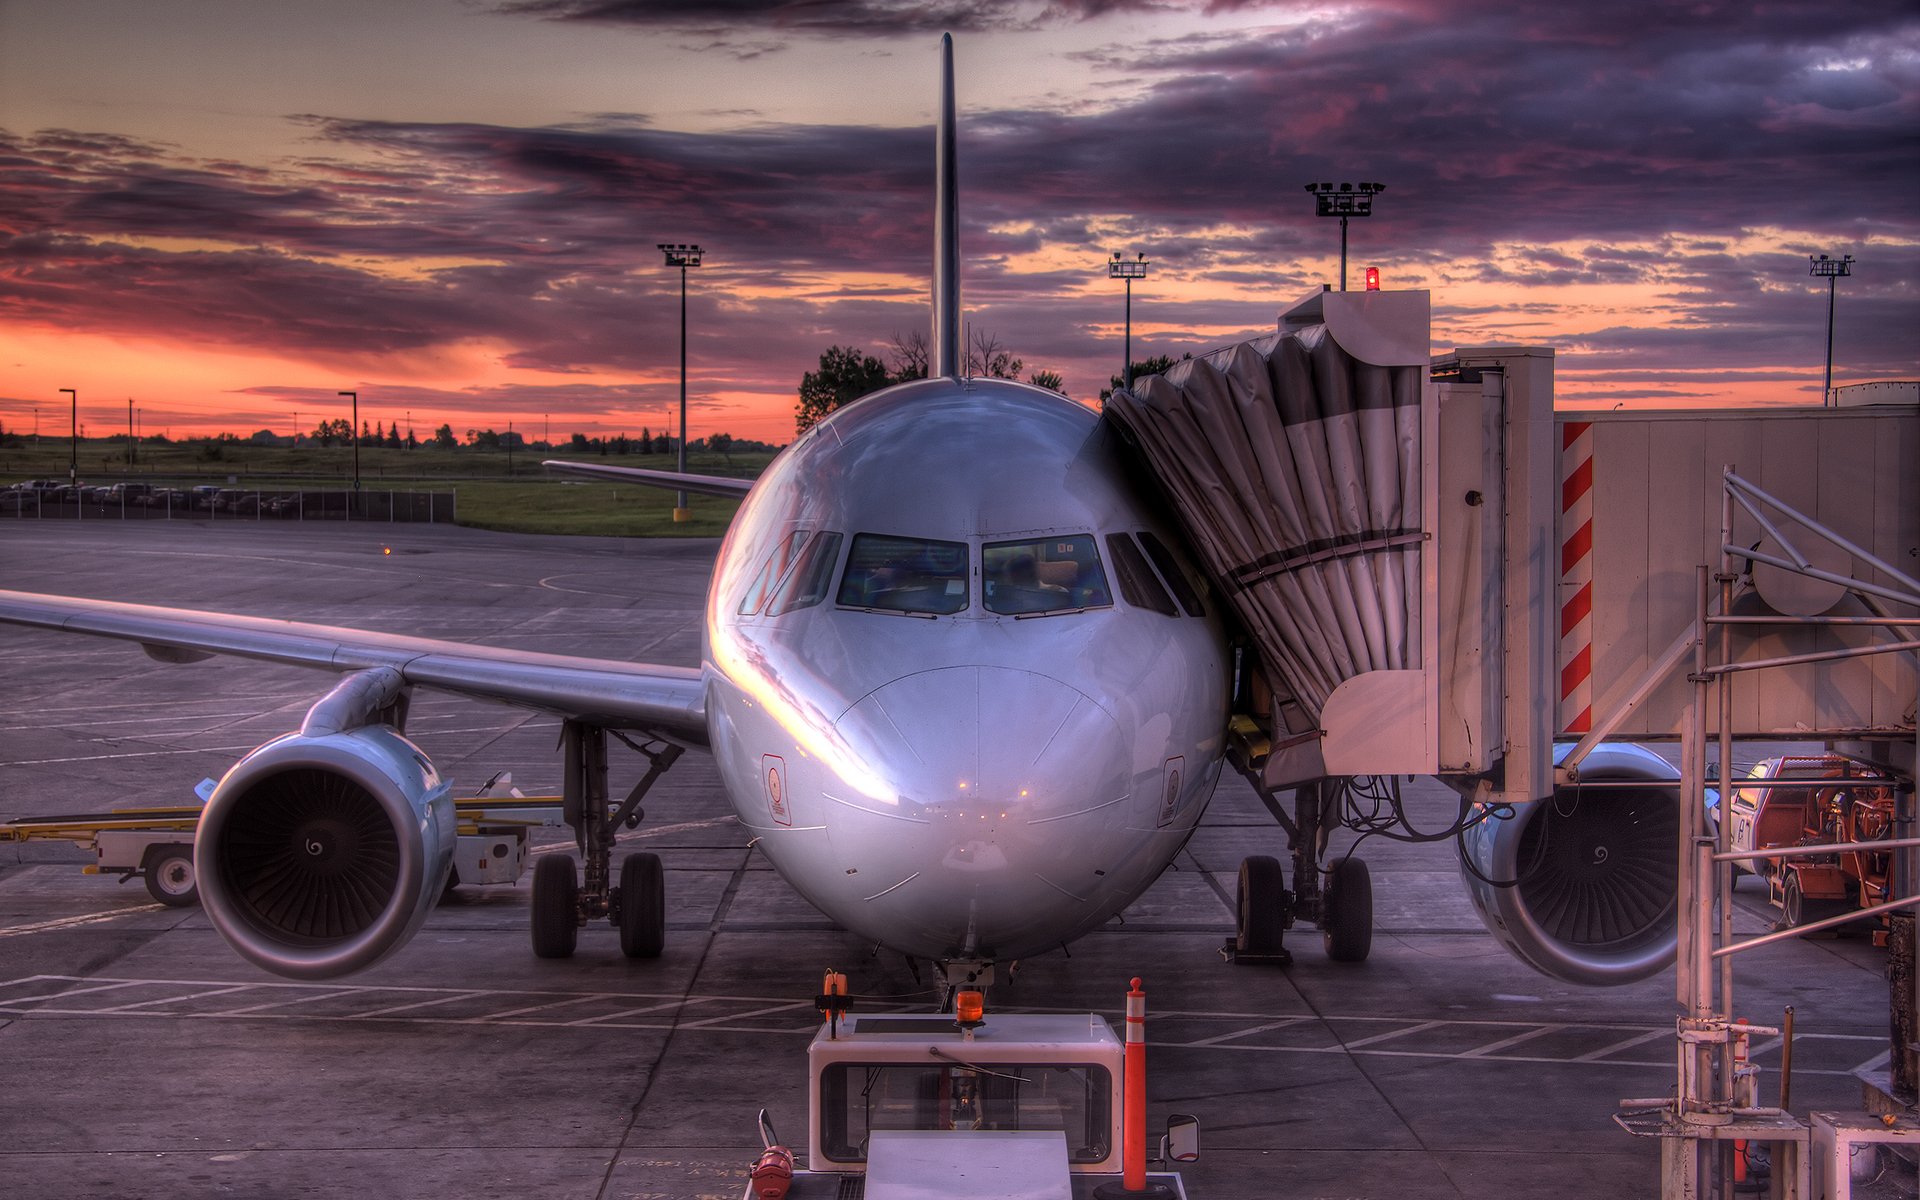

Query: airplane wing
[543,458,754,498]
[0,589,708,744]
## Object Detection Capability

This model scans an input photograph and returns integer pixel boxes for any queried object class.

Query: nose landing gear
[1226,777,1374,966]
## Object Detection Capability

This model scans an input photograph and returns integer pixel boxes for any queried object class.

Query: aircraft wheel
[143,845,198,908]
[1236,855,1286,954]
[618,852,666,959]
[531,854,580,959]
[1322,857,1373,963]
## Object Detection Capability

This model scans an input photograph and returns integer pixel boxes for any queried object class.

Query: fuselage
[701,377,1231,965]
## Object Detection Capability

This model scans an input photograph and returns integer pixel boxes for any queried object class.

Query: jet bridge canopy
[1105,288,1917,802]
[1104,289,1446,789]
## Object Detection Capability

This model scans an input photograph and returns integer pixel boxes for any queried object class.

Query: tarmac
[0,519,1907,1199]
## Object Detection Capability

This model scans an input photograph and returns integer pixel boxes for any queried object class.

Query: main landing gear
[530,719,683,961]
[1230,777,1374,966]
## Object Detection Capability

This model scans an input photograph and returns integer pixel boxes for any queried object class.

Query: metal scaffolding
[1614,468,1920,1199]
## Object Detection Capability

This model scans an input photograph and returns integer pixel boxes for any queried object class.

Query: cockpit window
[739,531,809,616]
[837,534,970,615]
[766,532,843,617]
[984,535,1112,615]
[1137,530,1207,618]
[1104,533,1178,616]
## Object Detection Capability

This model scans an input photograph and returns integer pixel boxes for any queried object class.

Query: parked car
[108,482,153,503]
[190,485,223,510]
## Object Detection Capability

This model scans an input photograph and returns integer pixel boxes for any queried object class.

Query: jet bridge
[1105,287,1918,988]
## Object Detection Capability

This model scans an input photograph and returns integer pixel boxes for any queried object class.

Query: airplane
[0,35,1682,994]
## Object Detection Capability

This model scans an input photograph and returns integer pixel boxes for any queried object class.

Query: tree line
[794,330,1067,433]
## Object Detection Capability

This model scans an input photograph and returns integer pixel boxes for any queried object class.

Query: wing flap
[0,590,707,744]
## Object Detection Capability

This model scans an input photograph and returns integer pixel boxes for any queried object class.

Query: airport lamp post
[127,398,135,466]
[659,243,704,521]
[1305,181,1385,292]
[1108,252,1148,390]
[60,389,76,484]
[339,390,360,496]
[1810,254,1854,406]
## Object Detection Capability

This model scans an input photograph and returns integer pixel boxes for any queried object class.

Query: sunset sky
[2,0,1915,447]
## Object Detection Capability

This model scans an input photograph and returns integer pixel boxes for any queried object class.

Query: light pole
[658,243,704,521]
[1305,181,1385,292]
[60,389,76,483]
[127,398,135,466]
[1809,254,1854,406]
[339,391,359,493]
[1108,252,1149,390]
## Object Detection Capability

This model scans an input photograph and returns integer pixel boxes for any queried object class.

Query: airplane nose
[830,665,1134,958]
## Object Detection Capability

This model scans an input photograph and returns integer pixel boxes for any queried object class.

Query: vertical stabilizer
[933,33,961,379]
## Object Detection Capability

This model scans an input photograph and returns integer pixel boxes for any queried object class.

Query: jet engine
[196,716,454,981]
[1460,742,1681,986]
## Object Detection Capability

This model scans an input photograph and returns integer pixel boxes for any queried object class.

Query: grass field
[0,437,767,537]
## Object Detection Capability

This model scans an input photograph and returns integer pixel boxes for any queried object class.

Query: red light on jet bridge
[1364,267,1380,291]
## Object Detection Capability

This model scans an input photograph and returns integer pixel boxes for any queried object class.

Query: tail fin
[933,33,961,379]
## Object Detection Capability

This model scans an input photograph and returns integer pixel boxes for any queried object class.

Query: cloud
[3,0,1915,429]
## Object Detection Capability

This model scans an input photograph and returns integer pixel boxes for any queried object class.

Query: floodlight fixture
[659,243,704,269]
[659,243,707,518]
[1305,181,1386,291]
[1107,252,1150,390]
[1809,254,1854,405]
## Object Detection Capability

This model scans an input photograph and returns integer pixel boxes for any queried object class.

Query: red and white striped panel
[1559,421,1594,734]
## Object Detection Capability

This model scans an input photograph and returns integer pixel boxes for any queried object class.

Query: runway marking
[1572,1028,1672,1062]
[0,973,1885,1076]
[1460,1024,1564,1057]
[524,814,743,855]
[1185,1017,1313,1047]
[1341,1019,1445,1048]
[0,904,168,937]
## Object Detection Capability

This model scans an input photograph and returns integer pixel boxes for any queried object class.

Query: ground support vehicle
[1726,755,1899,937]
[3,781,568,907]
[747,980,1196,1199]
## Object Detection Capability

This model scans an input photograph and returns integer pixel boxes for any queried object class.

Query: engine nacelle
[195,725,454,980]
[1460,742,1681,986]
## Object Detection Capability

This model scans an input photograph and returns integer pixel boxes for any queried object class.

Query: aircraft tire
[531,854,580,959]
[1322,857,1372,963]
[143,844,199,908]
[1236,855,1286,954]
[618,852,666,959]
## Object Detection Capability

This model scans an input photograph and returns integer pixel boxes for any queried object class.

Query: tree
[432,423,456,449]
[966,329,1023,380]
[887,329,929,382]
[709,431,734,464]
[1099,354,1190,404]
[796,345,890,434]
[386,425,402,449]
[373,420,386,445]
[1027,369,1066,394]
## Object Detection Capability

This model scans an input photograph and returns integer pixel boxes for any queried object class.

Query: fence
[1,489,457,523]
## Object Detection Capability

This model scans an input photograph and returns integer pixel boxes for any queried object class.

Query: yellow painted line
[0,904,168,938]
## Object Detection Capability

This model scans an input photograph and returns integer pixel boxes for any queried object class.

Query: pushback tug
[744,974,1197,1199]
